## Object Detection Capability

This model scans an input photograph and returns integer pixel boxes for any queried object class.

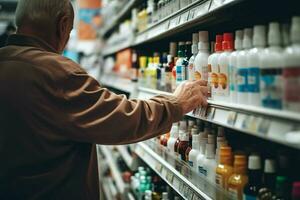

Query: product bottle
[208,35,223,100]
[160,52,168,90]
[218,33,234,102]
[194,31,210,81]
[247,25,267,107]
[188,128,201,169]
[237,28,252,105]
[228,154,248,200]
[169,42,177,92]
[243,154,262,199]
[188,33,199,81]
[185,126,198,162]
[272,176,290,199]
[178,131,189,161]
[229,30,243,103]
[215,146,233,190]
[165,54,175,92]
[146,57,157,89]
[175,42,188,85]
[188,120,196,146]
[260,22,283,109]
[196,126,209,176]
[161,192,169,200]
[292,182,300,200]
[283,16,300,112]
[131,50,139,82]
[167,123,179,155]
[215,127,226,163]
[202,134,217,183]
[139,56,148,86]
[174,121,187,156]
[154,52,162,89]
[257,158,277,200]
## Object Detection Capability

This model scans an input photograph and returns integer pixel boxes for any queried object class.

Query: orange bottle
[215,146,233,190]
[228,154,248,200]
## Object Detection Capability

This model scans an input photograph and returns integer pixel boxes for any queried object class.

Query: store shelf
[102,38,133,57]
[134,142,226,200]
[99,73,138,94]
[100,146,126,194]
[102,177,118,200]
[101,0,140,38]
[137,86,300,149]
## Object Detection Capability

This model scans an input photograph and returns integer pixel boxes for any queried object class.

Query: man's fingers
[194,80,208,86]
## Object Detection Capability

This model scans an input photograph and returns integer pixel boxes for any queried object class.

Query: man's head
[15,0,74,53]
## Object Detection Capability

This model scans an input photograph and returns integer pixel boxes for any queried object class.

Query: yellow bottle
[228,154,248,200]
[215,146,233,190]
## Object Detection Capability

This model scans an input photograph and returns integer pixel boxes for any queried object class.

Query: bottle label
[228,188,238,200]
[248,67,260,93]
[181,66,187,81]
[229,65,237,92]
[243,194,258,200]
[283,66,300,111]
[188,63,195,81]
[215,173,223,187]
[211,72,219,89]
[260,68,283,109]
[176,65,184,83]
[195,71,201,80]
[202,65,209,81]
[237,68,248,92]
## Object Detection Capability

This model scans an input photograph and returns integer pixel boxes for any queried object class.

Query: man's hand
[173,80,209,114]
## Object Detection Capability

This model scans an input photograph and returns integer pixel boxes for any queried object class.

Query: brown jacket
[0,34,183,200]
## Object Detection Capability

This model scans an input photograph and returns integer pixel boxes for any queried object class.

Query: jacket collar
[6,34,58,54]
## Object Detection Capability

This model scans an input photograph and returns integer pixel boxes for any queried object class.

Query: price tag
[186,188,194,199]
[188,8,196,20]
[166,171,174,183]
[192,193,201,200]
[242,115,251,130]
[176,15,181,25]
[165,20,170,30]
[227,111,237,126]
[206,107,215,120]
[161,168,168,178]
[249,116,260,132]
[169,18,177,29]
[257,118,271,135]
[179,182,185,193]
[183,184,189,196]
[155,163,163,173]
[180,11,190,24]
[209,0,225,11]
[235,113,247,129]
[173,177,181,189]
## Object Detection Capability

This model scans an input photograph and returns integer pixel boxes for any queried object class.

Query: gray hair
[15,0,71,27]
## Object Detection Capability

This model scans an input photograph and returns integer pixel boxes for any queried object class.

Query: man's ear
[57,14,70,39]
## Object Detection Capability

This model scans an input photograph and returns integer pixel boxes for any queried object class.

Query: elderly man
[0,0,208,199]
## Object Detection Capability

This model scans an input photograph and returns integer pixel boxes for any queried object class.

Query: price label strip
[227,111,237,126]
[180,11,190,25]
[206,107,216,120]
[257,118,271,135]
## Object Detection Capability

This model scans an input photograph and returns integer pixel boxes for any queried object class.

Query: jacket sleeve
[25,69,183,145]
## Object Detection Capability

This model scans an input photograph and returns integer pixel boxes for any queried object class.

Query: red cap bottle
[215,35,223,52]
[222,33,234,51]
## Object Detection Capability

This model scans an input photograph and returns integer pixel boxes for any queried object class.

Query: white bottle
[218,33,234,102]
[188,33,199,81]
[283,16,300,112]
[196,128,208,175]
[167,123,179,154]
[260,22,283,109]
[237,28,253,105]
[188,129,201,170]
[247,25,267,107]
[203,136,217,184]
[208,35,223,100]
[194,31,210,81]
[229,30,243,103]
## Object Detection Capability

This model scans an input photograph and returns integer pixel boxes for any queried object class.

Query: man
[0,23,16,48]
[0,0,208,199]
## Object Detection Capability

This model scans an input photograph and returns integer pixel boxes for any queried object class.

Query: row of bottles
[157,120,300,200]
[136,16,300,112]
[130,166,182,200]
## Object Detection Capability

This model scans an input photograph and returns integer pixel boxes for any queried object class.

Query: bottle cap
[276,176,287,192]
[169,42,177,57]
[179,41,185,46]
[207,134,215,144]
[291,16,300,44]
[219,146,232,164]
[192,134,201,143]
[264,159,276,173]
[253,25,267,47]
[215,35,223,52]
[243,28,253,49]
[200,137,207,154]
[281,24,290,46]
[206,143,215,159]
[222,33,234,51]
[235,30,243,50]
[191,127,199,135]
[179,121,187,131]
[198,31,209,50]
[292,182,300,198]
[193,33,199,44]
[268,22,282,46]
[162,192,168,200]
[248,154,261,170]
[234,154,247,166]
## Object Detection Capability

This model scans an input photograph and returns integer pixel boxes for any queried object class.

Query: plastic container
[208,35,223,100]
[215,146,233,190]
[202,135,217,183]
[167,124,179,155]
[247,25,267,107]
[194,31,210,81]
[175,42,188,85]
[237,28,253,105]
[229,30,243,103]
[188,33,199,81]
[188,131,201,169]
[260,22,283,109]
[283,16,300,112]
[218,33,234,102]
